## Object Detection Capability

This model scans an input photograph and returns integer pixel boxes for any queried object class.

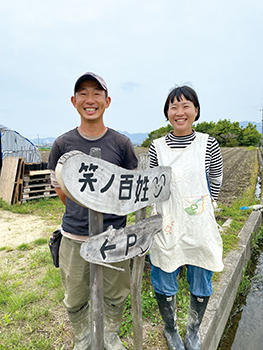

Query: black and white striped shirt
[149,130,223,200]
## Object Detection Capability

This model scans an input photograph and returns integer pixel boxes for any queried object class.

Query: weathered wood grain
[55,150,171,215]
[80,214,161,265]
[131,153,150,349]
[0,157,24,205]
[89,148,104,350]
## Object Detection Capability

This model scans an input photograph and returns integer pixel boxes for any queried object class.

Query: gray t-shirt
[48,127,138,235]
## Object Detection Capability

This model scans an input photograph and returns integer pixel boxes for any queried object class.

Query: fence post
[89,147,104,350]
[130,153,149,350]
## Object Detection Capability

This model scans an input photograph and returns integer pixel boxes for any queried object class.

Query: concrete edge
[199,210,263,350]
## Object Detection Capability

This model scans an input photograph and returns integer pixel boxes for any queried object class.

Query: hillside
[30,121,262,148]
[31,131,149,147]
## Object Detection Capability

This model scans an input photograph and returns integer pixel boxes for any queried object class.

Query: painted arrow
[100,239,116,259]
[80,214,162,265]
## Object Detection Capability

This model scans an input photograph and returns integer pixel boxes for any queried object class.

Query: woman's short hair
[164,85,200,121]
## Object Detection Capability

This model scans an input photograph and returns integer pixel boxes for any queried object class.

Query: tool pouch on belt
[49,229,62,268]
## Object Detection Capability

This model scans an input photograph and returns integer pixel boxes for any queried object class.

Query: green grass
[0,149,261,349]
[218,224,263,348]
[0,246,65,350]
[0,197,65,225]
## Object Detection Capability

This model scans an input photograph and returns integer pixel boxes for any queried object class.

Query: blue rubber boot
[155,293,185,350]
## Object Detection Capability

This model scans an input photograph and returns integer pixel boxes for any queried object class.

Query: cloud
[1,0,263,138]
[120,82,141,92]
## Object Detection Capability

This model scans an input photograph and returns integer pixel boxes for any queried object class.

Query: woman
[149,85,224,350]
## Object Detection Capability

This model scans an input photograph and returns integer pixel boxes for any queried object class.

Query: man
[48,72,138,350]
[0,134,2,172]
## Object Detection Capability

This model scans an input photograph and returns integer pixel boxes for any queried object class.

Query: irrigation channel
[218,242,263,349]
[218,168,263,349]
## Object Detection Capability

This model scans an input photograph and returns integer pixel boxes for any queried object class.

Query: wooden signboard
[55,150,171,216]
[56,149,167,350]
[80,214,162,266]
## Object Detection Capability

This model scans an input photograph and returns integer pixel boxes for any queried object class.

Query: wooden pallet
[21,169,57,202]
[21,192,57,202]
[23,172,51,186]
[13,158,25,204]
[23,183,52,193]
[0,157,25,204]
[22,186,56,199]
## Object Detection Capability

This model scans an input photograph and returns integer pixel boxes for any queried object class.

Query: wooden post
[89,148,104,350]
[130,153,149,350]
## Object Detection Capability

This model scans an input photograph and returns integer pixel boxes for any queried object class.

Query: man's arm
[50,169,66,205]
[55,187,66,205]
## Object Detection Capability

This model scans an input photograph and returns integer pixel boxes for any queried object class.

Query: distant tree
[210,120,241,146]
[225,137,239,147]
[141,124,173,147]
[216,120,241,135]
[193,120,240,146]
[238,123,262,147]
[193,121,216,134]
[140,119,261,148]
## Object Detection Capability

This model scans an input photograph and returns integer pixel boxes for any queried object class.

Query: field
[0,147,259,349]
[218,147,259,205]
[137,147,259,207]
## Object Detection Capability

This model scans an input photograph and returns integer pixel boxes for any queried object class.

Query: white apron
[150,132,224,273]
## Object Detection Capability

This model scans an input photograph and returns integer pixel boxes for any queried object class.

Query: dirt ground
[0,147,258,249]
[217,147,259,206]
[0,211,50,248]
[0,147,259,349]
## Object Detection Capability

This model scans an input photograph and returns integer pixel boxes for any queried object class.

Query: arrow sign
[55,150,171,216]
[100,239,116,259]
[80,214,162,264]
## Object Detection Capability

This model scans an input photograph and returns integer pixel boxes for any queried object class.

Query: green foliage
[176,268,190,336]
[193,121,216,134]
[141,119,261,147]
[0,197,65,230]
[196,119,262,147]
[29,248,53,269]
[141,124,173,147]
[121,269,160,338]
[236,267,251,299]
[229,225,263,318]
[34,238,48,246]
[38,147,51,151]
[238,122,262,147]
[17,243,31,251]
[251,225,263,252]
[127,211,136,226]
[0,245,65,349]
[0,155,260,349]
[216,156,258,257]
[0,198,11,210]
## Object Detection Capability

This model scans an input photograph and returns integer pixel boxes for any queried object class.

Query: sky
[1,0,263,141]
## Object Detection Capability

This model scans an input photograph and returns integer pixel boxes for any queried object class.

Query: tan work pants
[59,236,131,313]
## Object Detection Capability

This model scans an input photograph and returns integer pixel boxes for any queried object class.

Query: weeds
[0,197,64,225]
[0,245,66,350]
[17,243,31,251]
[0,148,261,349]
